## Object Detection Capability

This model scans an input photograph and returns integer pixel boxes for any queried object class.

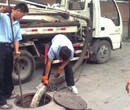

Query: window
[100,0,120,26]
[68,0,85,10]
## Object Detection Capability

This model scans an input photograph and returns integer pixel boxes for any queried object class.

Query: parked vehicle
[2,0,122,84]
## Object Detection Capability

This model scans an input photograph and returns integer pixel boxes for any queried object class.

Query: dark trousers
[64,62,75,86]
[0,43,14,106]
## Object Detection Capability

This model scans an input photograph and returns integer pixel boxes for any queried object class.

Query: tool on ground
[7,0,24,105]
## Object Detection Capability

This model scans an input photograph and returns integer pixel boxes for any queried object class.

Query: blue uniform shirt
[0,13,22,43]
[48,34,74,60]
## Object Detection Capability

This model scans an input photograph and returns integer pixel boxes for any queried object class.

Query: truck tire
[95,40,111,64]
[12,50,35,84]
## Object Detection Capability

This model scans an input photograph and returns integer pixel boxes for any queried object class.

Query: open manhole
[14,93,52,108]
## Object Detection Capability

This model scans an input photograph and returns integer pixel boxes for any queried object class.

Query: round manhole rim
[14,92,52,108]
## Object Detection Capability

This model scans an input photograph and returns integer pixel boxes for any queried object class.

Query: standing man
[0,3,29,109]
[40,34,78,94]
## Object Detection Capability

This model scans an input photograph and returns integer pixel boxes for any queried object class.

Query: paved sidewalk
[8,41,130,110]
[76,41,130,110]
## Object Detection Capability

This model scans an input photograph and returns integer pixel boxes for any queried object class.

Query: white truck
[7,0,122,84]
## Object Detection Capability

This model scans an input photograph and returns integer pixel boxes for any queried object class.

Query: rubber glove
[42,76,49,85]
[54,66,63,78]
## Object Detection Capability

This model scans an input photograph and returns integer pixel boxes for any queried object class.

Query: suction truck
[1,0,122,84]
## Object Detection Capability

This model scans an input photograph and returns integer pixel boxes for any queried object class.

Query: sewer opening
[14,93,52,108]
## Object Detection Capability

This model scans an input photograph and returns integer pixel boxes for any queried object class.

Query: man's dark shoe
[0,104,13,109]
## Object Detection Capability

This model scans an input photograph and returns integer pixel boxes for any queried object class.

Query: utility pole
[128,0,130,39]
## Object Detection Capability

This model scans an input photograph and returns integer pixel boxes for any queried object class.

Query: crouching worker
[37,34,78,94]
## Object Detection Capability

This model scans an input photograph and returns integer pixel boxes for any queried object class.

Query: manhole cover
[53,92,87,110]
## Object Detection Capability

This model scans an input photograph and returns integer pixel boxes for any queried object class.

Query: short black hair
[14,2,29,13]
[59,46,71,61]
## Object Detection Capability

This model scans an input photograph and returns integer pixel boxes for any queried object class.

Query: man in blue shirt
[0,3,29,109]
[41,34,78,94]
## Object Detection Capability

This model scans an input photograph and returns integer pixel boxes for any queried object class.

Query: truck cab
[65,0,122,63]
[59,0,122,49]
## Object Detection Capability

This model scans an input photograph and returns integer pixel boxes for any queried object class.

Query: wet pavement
[7,41,130,110]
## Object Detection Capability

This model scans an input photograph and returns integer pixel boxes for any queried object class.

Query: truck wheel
[12,50,35,84]
[95,40,111,64]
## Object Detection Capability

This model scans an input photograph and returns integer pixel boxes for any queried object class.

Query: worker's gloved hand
[54,73,60,78]
[126,78,130,93]
[42,76,49,85]
[54,66,63,78]
[57,66,63,73]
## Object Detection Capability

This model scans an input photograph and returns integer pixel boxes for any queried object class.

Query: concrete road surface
[10,41,130,110]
